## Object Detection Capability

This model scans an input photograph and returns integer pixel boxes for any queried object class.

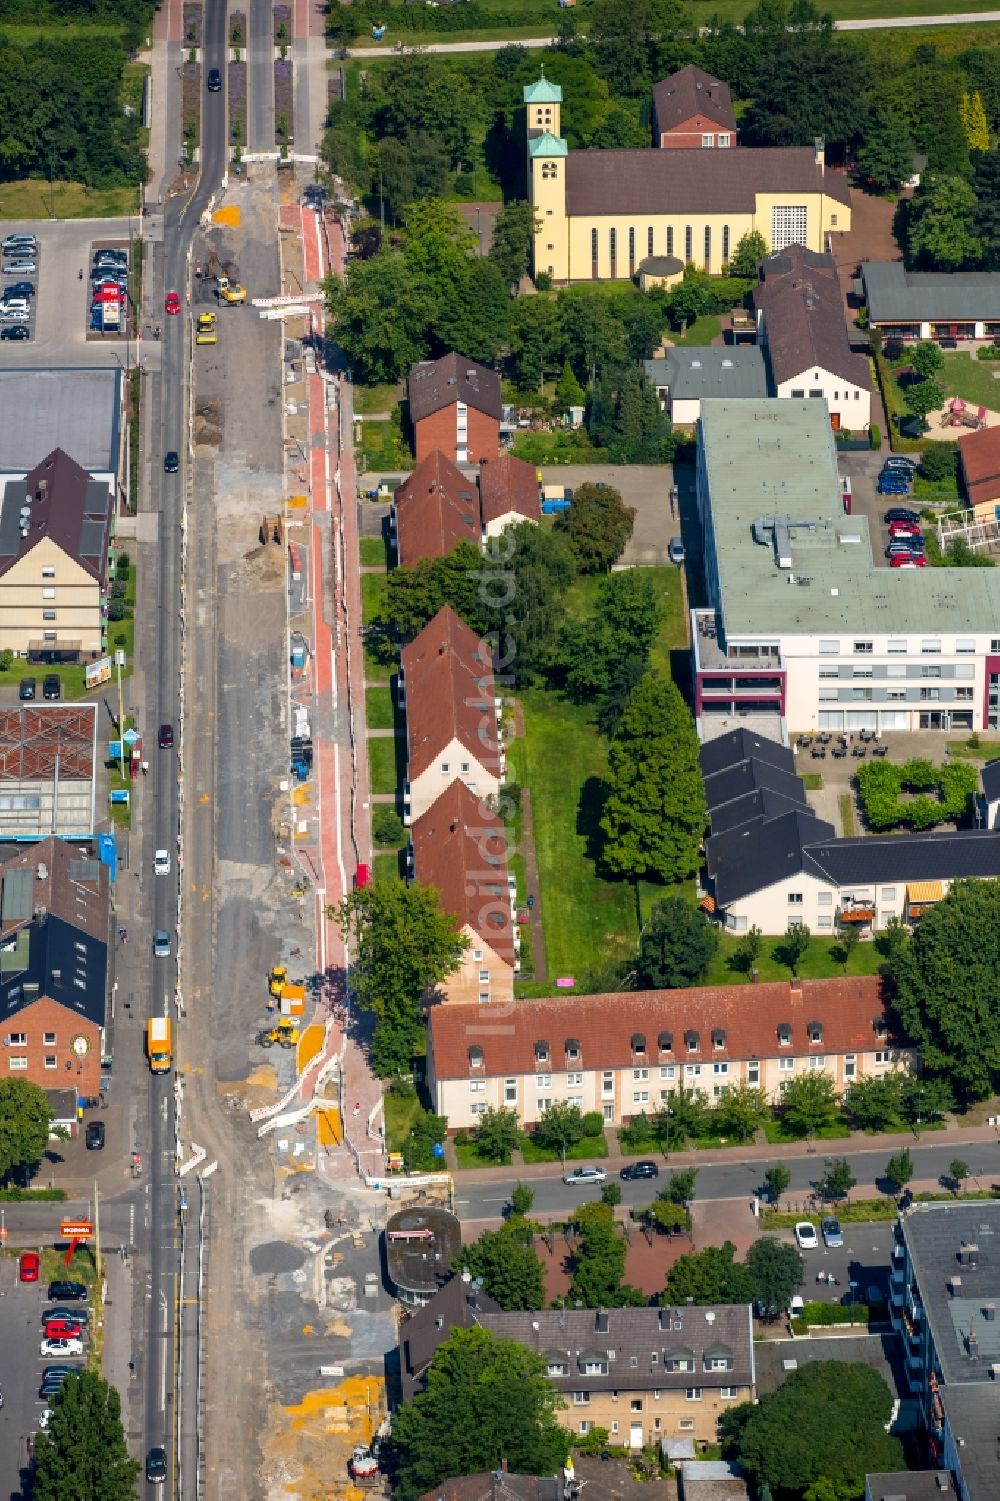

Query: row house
[390,449,541,567]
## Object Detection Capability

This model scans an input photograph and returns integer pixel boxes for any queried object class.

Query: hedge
[855,757,977,832]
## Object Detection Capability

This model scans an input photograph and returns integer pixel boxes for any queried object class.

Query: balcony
[837,904,875,925]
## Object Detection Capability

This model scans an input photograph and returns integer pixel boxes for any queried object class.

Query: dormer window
[685,1030,699,1054]
[631,1033,646,1056]
[711,1028,725,1051]
[778,1023,792,1047]
[658,1031,673,1054]
[807,1020,823,1045]
[565,1037,581,1062]
[534,1040,549,1064]
[468,1045,484,1069]
[873,1018,887,1039]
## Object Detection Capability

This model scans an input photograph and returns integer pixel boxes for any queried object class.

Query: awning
[700,895,716,914]
[907,881,944,903]
[840,907,874,923]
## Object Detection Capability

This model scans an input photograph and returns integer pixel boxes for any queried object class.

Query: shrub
[372,806,405,847]
[856,757,977,831]
[115,553,130,578]
[917,443,959,484]
[977,345,1000,360]
[107,600,126,622]
[868,422,880,449]
[534,271,552,292]
[0,650,12,672]
[581,1111,605,1139]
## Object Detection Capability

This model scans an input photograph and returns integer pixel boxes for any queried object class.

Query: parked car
[2,281,33,299]
[562,1165,607,1186]
[43,675,60,701]
[883,456,918,473]
[2,234,36,251]
[2,261,36,275]
[40,1336,84,1358]
[620,1160,659,1181]
[793,1221,818,1250]
[878,476,911,496]
[0,326,29,341]
[884,506,921,525]
[85,1121,105,1150]
[890,553,928,568]
[206,67,222,92]
[886,540,926,558]
[47,1281,87,1302]
[18,677,35,700]
[19,1251,39,1281]
[42,1319,85,1340]
[821,1216,844,1248]
[45,1306,88,1325]
[668,537,685,565]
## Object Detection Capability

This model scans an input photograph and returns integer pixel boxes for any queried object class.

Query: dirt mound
[194,398,223,448]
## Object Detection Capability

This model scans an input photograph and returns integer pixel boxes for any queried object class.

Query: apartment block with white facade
[427,975,913,1129]
[693,400,1000,740]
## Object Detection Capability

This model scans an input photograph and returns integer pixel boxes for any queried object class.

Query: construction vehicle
[268,965,287,998]
[217,276,247,304]
[196,311,216,332]
[349,1445,380,1483]
[146,1016,172,1074]
[258,1020,300,1049]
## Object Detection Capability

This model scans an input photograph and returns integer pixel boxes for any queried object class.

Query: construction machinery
[268,965,287,997]
[258,1020,300,1050]
[196,311,216,332]
[217,275,247,304]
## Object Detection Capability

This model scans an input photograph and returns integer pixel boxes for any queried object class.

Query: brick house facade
[408,353,502,466]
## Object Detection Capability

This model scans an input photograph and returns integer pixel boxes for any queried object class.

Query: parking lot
[785,1216,896,1311]
[0,219,136,365]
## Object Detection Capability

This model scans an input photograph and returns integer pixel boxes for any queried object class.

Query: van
[146,1016,172,1074]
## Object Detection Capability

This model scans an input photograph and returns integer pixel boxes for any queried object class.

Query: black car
[164,450,179,474]
[43,674,60,701]
[884,507,921,525]
[159,722,174,748]
[146,1447,167,1484]
[0,326,29,341]
[206,67,222,92]
[18,677,35,700]
[85,1121,105,1150]
[47,1281,87,1302]
[619,1160,659,1181]
[3,281,33,299]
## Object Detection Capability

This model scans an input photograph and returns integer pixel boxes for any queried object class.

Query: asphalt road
[249,0,274,152]
[454,1136,1000,1220]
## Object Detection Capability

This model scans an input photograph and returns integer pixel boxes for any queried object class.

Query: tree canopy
[636,898,717,990]
[456,1220,545,1310]
[554,483,636,573]
[0,1078,53,1182]
[568,1201,645,1307]
[33,1370,140,1501]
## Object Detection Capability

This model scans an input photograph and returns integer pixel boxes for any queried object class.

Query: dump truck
[146,1016,172,1074]
[196,311,216,331]
[259,1020,300,1049]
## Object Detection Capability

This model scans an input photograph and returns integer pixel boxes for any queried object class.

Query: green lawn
[455,1140,513,1169]
[703,931,885,987]
[384,1087,423,1151]
[366,684,396,730]
[368,736,403,796]
[373,850,404,883]
[948,737,1000,759]
[361,571,388,625]
[669,315,723,349]
[0,179,139,220]
[939,352,1000,412]
[761,1117,852,1144]
[364,641,393,683]
[521,1131,608,1164]
[353,383,403,416]
[359,535,389,569]
[357,418,411,471]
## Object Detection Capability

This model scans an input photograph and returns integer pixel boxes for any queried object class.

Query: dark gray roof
[386,1205,463,1297]
[638,256,685,278]
[862,261,1000,324]
[0,367,122,474]
[0,912,106,1029]
[703,758,808,817]
[755,249,871,391]
[408,353,502,424]
[419,1475,561,1501]
[652,65,737,136]
[900,1202,1000,1387]
[938,1386,1000,1501]
[707,785,809,837]
[807,830,1000,886]
[753,1333,904,1399]
[565,147,852,218]
[699,728,796,780]
[705,807,836,905]
[645,347,767,403]
[760,247,834,280]
[400,1276,502,1402]
[981,759,1000,802]
[865,1473,958,1501]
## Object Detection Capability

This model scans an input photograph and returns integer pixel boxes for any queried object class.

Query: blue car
[878,477,910,495]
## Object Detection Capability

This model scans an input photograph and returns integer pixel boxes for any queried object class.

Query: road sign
[60,1220,93,1238]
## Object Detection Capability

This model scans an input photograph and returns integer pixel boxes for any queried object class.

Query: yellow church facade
[524,76,852,285]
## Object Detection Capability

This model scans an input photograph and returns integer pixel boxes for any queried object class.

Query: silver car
[821,1216,844,1248]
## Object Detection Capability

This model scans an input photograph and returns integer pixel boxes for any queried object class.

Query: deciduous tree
[636,898,717,990]
[666,1241,756,1306]
[555,483,636,573]
[745,1236,804,1318]
[779,1072,839,1138]
[713,1082,768,1144]
[531,1100,585,1158]
[0,1078,52,1183]
[456,1221,544,1309]
[763,1165,791,1203]
[856,109,916,193]
[569,1201,644,1307]
[907,174,982,270]
[727,229,768,277]
[843,1073,902,1132]
[475,1107,522,1163]
[488,200,538,291]
[323,251,435,383]
[33,1371,140,1501]
[818,1157,856,1203]
[884,1147,915,1195]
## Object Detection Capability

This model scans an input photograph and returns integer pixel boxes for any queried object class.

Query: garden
[855,756,978,832]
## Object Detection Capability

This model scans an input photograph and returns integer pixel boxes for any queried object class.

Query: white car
[793,1221,819,1251]
[38,1408,51,1430]
[153,849,171,876]
[39,1336,83,1358]
[562,1165,607,1186]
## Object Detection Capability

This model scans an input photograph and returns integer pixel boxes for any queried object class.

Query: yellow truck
[146,1015,172,1074]
[216,276,246,304]
[195,311,217,346]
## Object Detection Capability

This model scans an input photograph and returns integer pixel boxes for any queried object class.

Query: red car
[889,522,921,538]
[890,553,927,567]
[165,291,181,315]
[19,1251,39,1282]
[42,1319,83,1340]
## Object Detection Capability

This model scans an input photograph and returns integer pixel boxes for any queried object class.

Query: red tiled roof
[401,606,500,781]
[408,352,502,424]
[652,65,737,137]
[565,146,852,218]
[428,975,901,1079]
[478,454,541,526]
[960,426,1000,510]
[394,451,481,567]
[411,781,515,966]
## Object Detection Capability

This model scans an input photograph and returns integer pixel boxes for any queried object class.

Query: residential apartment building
[755,245,872,430]
[889,1202,1000,1501]
[0,448,112,661]
[408,780,517,1006]
[693,400,1000,739]
[651,65,737,150]
[398,605,503,824]
[0,838,108,1099]
[860,262,1000,344]
[408,353,502,466]
[526,77,850,284]
[643,348,767,424]
[700,727,1000,934]
[478,454,541,539]
[390,451,481,568]
[401,1276,755,1448]
[427,975,912,1129]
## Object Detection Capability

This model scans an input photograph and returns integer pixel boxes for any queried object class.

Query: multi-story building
[651,65,738,150]
[408,353,502,466]
[401,1276,755,1448]
[860,262,1000,345]
[754,245,872,431]
[408,780,517,1007]
[889,1202,1000,1501]
[693,399,1000,739]
[0,448,113,661]
[390,451,481,568]
[477,454,541,539]
[525,76,850,284]
[398,605,503,825]
[643,348,767,424]
[427,975,912,1129]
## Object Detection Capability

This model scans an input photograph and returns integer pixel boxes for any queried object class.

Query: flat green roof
[700,399,998,637]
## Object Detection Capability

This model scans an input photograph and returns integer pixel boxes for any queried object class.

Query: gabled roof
[565,146,851,218]
[428,975,900,1080]
[652,65,737,136]
[410,781,514,966]
[861,261,1000,323]
[0,839,107,1029]
[478,455,541,526]
[706,785,809,837]
[408,352,502,425]
[702,757,808,818]
[393,451,481,567]
[400,606,499,781]
[705,806,836,905]
[959,424,1000,510]
[699,727,796,780]
[755,247,871,391]
[0,448,111,582]
[806,829,1000,886]
[400,1274,502,1401]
